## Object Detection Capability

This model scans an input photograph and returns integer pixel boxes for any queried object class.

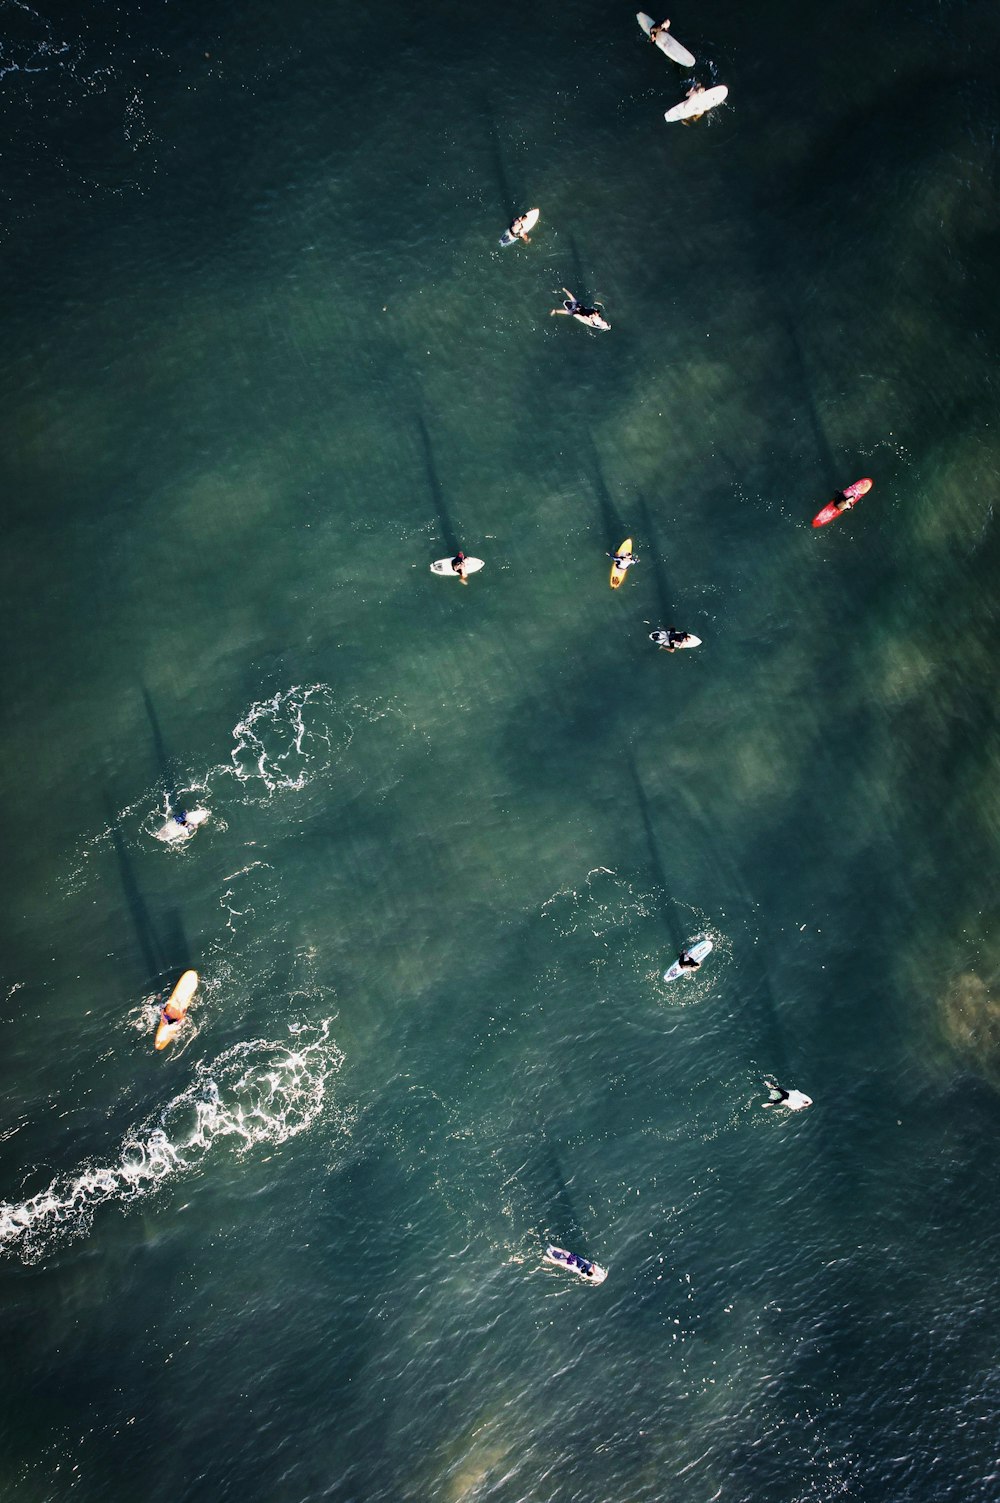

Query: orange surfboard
[155,969,198,1051]
[610,538,634,590]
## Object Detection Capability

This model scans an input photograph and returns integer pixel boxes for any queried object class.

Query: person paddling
[551,288,611,331]
[650,627,692,653]
[506,212,534,244]
[762,1080,813,1111]
[451,551,469,585]
[681,83,709,122]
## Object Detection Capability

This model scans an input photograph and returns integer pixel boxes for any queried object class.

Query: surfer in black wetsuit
[832,491,856,514]
[451,551,468,585]
[762,1080,813,1111]
[682,84,708,121]
[550,288,611,331]
[650,628,691,653]
[678,950,701,971]
[508,213,533,244]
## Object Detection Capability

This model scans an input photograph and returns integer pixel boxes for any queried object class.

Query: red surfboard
[812,477,873,528]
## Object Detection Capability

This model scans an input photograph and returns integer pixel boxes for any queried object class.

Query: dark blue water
[0,1,998,1499]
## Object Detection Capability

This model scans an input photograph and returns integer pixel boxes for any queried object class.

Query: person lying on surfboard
[831,490,858,515]
[681,84,710,122]
[550,288,611,331]
[650,627,692,653]
[677,949,702,971]
[547,1247,600,1279]
[506,212,534,244]
[170,808,210,839]
[608,547,636,572]
[762,1080,813,1111]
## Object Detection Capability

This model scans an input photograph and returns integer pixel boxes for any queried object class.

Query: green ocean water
[0,1,998,1500]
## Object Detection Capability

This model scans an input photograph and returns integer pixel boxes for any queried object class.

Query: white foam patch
[227,683,346,793]
[0,1021,344,1265]
[542,867,730,1010]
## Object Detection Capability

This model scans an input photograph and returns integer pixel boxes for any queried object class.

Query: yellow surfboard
[155,969,198,1051]
[610,537,634,590]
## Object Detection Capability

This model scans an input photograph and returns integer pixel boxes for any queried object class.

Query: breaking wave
[0,1021,344,1265]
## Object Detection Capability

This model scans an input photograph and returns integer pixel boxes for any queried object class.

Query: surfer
[681,83,709,122]
[506,212,534,245]
[648,19,671,44]
[161,807,209,842]
[609,548,636,573]
[762,1080,813,1111]
[678,949,702,971]
[546,1245,602,1280]
[451,550,468,585]
[831,490,857,515]
[550,288,611,331]
[650,627,691,653]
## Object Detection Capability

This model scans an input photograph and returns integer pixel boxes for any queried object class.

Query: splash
[542,866,728,1005]
[0,1022,344,1265]
[228,683,347,794]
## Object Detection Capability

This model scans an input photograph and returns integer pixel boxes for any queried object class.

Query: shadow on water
[559,230,591,306]
[584,429,625,547]
[484,103,514,222]
[780,313,839,481]
[670,777,790,1074]
[531,1130,584,1249]
[415,413,460,554]
[625,749,685,951]
[636,493,673,621]
[141,685,178,805]
[103,793,190,982]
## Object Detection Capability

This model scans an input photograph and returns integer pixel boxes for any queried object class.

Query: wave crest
[0,1021,343,1265]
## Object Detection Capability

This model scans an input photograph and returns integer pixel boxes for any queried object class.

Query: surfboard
[812,477,873,528]
[637,13,696,68]
[155,969,198,1050]
[765,1083,813,1111]
[544,1245,608,1284]
[499,207,540,246]
[610,538,634,590]
[430,557,485,577]
[649,630,702,650]
[664,85,728,123]
[663,938,713,982]
[155,808,210,844]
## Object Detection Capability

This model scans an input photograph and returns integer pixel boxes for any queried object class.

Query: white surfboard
[649,630,702,650]
[764,1084,813,1112]
[637,13,696,69]
[430,556,485,577]
[155,808,210,844]
[664,84,728,123]
[544,1245,607,1284]
[499,207,540,247]
[663,938,713,981]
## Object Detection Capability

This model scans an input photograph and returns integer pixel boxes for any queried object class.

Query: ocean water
[0,1,998,1499]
